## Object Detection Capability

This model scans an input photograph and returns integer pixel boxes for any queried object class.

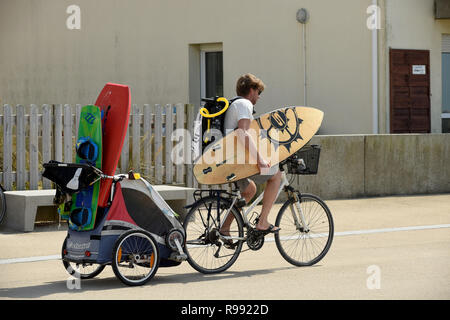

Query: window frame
[200,48,223,99]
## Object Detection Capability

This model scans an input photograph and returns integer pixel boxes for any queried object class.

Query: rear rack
[184,188,240,210]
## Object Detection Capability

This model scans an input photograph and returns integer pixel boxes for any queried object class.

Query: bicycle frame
[218,170,309,242]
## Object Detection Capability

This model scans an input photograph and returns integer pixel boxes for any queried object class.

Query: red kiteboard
[95,83,131,207]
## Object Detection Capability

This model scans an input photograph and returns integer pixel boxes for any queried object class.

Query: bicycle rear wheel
[275,193,334,267]
[0,185,6,225]
[183,196,244,274]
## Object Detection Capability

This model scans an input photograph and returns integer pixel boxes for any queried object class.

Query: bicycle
[0,183,6,225]
[183,145,334,274]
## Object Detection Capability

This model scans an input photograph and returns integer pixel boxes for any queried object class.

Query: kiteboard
[193,106,323,185]
[69,105,102,230]
[95,83,131,208]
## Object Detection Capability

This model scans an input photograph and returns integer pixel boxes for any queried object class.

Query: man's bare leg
[255,170,282,231]
[220,181,256,236]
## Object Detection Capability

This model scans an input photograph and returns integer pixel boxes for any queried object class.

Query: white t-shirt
[223,98,254,135]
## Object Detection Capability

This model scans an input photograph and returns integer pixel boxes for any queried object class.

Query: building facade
[1,0,449,134]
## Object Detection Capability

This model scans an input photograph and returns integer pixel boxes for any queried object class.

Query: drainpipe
[371,0,379,134]
[303,22,307,106]
[297,9,309,106]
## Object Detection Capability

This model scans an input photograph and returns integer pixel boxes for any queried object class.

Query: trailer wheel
[61,237,105,279]
[112,230,160,286]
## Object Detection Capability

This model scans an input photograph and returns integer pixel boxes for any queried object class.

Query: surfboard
[70,105,102,230]
[193,106,323,185]
[95,83,131,208]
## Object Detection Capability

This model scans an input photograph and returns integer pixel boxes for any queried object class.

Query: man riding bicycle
[220,73,282,239]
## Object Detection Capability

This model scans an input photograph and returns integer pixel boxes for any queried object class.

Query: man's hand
[236,119,271,174]
[257,155,271,175]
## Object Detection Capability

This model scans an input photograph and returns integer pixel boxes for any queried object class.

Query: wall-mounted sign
[412,65,426,75]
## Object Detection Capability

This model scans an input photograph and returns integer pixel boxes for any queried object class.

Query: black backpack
[192,96,257,161]
[198,96,243,152]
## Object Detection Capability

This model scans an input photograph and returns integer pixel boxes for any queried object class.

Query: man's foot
[219,228,237,249]
[255,224,280,234]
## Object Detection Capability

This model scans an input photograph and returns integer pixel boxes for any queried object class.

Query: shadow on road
[152,265,302,285]
[0,265,307,299]
[0,277,120,299]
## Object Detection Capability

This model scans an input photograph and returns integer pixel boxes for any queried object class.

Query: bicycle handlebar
[101,171,141,181]
[279,154,306,171]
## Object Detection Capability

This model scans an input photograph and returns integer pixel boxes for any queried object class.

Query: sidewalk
[0,193,449,300]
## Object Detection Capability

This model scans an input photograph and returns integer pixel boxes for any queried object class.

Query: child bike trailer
[43,162,187,286]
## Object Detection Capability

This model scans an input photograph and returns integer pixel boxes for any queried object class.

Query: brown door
[389,49,431,133]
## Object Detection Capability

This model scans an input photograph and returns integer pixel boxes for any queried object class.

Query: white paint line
[1,224,450,265]
[0,254,61,265]
[266,223,450,242]
[334,224,450,237]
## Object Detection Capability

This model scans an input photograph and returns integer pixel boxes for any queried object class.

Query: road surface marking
[0,254,61,265]
[268,223,450,241]
[1,224,450,265]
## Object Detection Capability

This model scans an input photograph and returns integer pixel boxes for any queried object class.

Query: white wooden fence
[0,103,199,191]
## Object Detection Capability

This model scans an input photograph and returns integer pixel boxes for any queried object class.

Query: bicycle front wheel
[183,196,244,274]
[275,193,334,267]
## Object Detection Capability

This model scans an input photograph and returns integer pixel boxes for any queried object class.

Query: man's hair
[236,73,265,97]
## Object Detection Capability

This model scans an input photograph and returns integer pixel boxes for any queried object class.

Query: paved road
[0,194,449,300]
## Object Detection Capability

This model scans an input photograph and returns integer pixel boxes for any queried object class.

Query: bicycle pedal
[223,241,237,250]
[249,212,259,227]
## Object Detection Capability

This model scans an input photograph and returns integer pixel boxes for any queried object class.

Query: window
[188,43,223,108]
[201,50,223,99]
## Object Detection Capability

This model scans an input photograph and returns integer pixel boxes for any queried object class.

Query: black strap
[229,96,243,105]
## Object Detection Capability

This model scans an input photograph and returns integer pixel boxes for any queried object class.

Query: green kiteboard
[67,105,103,231]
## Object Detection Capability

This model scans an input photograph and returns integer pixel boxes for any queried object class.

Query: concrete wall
[287,133,450,200]
[0,0,373,134]
[1,0,449,134]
